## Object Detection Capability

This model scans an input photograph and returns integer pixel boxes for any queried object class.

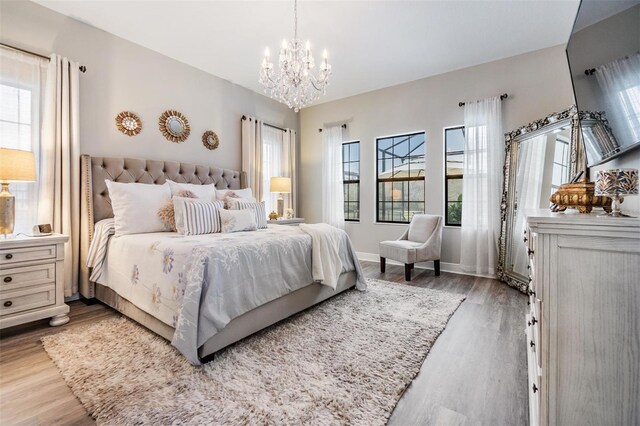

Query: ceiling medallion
[259,0,332,112]
[115,111,142,136]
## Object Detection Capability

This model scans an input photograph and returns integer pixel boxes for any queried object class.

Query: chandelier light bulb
[258,0,332,112]
[323,49,328,59]
[265,47,270,58]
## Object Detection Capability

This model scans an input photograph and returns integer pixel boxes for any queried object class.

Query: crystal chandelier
[259,0,332,112]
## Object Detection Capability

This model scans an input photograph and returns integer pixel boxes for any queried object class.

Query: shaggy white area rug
[42,278,464,425]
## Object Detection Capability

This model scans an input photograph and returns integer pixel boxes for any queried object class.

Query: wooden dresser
[524,211,640,426]
[0,234,69,329]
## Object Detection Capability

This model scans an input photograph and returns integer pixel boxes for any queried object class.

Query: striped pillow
[228,200,267,229]
[182,201,224,235]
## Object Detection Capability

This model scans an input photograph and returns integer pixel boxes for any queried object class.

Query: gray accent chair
[379,214,443,281]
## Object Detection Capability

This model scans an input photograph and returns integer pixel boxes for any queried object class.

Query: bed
[79,155,364,364]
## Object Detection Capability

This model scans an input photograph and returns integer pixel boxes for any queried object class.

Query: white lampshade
[0,148,36,182]
[270,177,291,193]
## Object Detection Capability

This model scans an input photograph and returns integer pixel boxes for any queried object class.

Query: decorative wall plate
[115,111,142,136]
[159,110,190,143]
[202,130,220,150]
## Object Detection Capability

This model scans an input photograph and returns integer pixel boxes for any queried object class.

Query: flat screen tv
[566,0,640,166]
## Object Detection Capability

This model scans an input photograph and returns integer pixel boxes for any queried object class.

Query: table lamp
[270,177,291,219]
[594,168,639,217]
[0,148,36,236]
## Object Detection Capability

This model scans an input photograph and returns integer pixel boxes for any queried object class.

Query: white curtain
[460,96,504,276]
[262,125,284,215]
[38,54,80,297]
[595,52,640,144]
[241,116,263,201]
[283,129,297,214]
[512,136,546,276]
[0,47,48,234]
[321,125,345,229]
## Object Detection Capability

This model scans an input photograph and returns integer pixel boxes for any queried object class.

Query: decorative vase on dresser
[0,234,70,329]
[524,210,639,426]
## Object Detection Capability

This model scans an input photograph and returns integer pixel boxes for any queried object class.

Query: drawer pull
[527,300,530,306]
[531,316,538,325]
[3,301,12,307]
[528,289,536,297]
[527,264,530,270]
[528,276,533,283]
[528,320,532,326]
[5,254,13,260]
[523,236,528,243]
[532,384,538,393]
[527,248,534,256]
[3,276,12,283]
[530,340,535,348]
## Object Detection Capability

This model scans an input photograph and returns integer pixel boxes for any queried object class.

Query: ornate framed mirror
[115,111,142,136]
[498,105,589,292]
[159,110,191,143]
[202,130,219,150]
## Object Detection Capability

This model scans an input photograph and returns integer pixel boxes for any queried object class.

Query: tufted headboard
[79,154,247,297]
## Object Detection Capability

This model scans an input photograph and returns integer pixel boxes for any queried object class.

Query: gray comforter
[171,225,366,364]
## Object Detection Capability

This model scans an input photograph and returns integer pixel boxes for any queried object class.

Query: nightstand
[268,218,305,226]
[0,234,70,329]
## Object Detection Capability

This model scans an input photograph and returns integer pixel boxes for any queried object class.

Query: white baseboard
[356,251,496,280]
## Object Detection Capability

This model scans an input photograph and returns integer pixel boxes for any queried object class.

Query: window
[550,135,570,194]
[376,132,425,223]
[444,126,465,226]
[342,141,360,221]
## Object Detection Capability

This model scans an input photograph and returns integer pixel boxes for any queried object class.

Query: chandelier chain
[294,0,298,40]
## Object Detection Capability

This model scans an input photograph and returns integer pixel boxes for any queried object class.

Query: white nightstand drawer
[0,263,56,292]
[0,284,56,316]
[0,245,56,265]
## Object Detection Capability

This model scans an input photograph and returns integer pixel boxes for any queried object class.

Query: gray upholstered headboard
[79,154,247,297]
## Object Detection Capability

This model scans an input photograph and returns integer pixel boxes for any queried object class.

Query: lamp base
[597,195,636,218]
[277,194,284,218]
[0,182,15,236]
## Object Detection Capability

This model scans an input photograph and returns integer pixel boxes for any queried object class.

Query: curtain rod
[241,115,288,132]
[0,43,87,73]
[318,123,347,132]
[458,93,508,107]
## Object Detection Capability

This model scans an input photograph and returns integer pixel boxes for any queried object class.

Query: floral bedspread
[92,224,365,365]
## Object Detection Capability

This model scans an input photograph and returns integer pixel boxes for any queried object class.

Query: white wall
[0,0,298,172]
[299,45,575,264]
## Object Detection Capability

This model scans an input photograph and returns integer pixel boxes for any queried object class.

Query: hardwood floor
[0,261,528,425]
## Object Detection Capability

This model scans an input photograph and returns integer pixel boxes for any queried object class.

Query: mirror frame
[159,110,191,143]
[497,105,587,292]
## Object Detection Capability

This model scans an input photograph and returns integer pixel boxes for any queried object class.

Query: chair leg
[405,263,412,281]
[380,257,386,273]
[434,260,441,276]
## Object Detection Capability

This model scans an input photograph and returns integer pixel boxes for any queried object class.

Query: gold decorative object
[202,131,220,150]
[159,110,190,143]
[115,111,142,136]
[268,211,279,220]
[549,181,612,214]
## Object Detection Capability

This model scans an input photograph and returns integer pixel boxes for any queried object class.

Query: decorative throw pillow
[167,180,216,201]
[181,201,225,235]
[106,180,172,236]
[216,188,255,204]
[227,199,268,229]
[157,190,197,231]
[173,197,223,235]
[219,209,257,233]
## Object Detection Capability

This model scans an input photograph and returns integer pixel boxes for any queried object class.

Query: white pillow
[181,201,225,235]
[227,199,268,229]
[167,180,216,201]
[173,196,222,235]
[106,181,172,236]
[219,209,257,233]
[215,188,255,202]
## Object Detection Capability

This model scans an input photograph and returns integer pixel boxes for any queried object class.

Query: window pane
[409,202,424,217]
[349,162,359,180]
[348,183,359,201]
[392,203,406,222]
[343,144,349,162]
[350,143,359,162]
[409,133,425,158]
[410,180,425,202]
[0,85,18,122]
[447,178,463,202]
[445,127,465,153]
[446,152,463,177]
[447,202,462,225]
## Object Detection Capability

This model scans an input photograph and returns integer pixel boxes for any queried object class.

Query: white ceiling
[35,0,581,107]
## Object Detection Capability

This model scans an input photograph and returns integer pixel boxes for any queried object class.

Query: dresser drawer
[0,284,56,316]
[0,245,56,266]
[0,263,56,292]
